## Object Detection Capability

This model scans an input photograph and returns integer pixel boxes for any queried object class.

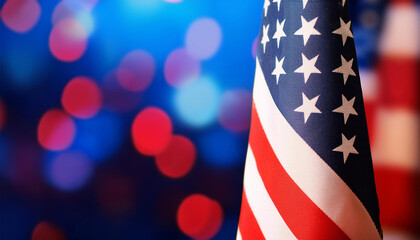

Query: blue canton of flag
[237,0,383,239]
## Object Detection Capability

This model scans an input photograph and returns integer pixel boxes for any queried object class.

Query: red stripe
[374,166,420,235]
[390,0,415,4]
[249,104,350,240]
[363,99,378,146]
[238,191,265,240]
[378,57,419,110]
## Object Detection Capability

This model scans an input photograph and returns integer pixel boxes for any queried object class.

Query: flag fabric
[370,0,420,238]
[237,0,383,239]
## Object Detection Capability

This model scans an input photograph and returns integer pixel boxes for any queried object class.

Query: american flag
[237,0,383,239]
[370,0,420,238]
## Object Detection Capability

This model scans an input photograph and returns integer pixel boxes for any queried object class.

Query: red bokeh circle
[0,0,41,33]
[31,221,66,240]
[117,50,155,92]
[177,194,223,240]
[155,135,196,178]
[132,107,172,156]
[49,18,87,62]
[38,109,75,151]
[61,76,102,119]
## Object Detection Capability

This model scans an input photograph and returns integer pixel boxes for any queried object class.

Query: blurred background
[0,0,419,239]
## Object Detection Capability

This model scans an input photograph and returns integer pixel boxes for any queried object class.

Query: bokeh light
[37,109,76,151]
[71,111,123,162]
[0,0,41,33]
[360,10,380,29]
[61,76,102,119]
[155,135,196,178]
[75,11,94,35]
[199,129,243,167]
[0,99,6,130]
[117,50,155,92]
[252,37,258,58]
[81,0,98,8]
[31,221,66,240]
[52,0,95,35]
[164,48,201,88]
[177,194,223,240]
[218,89,252,132]
[52,1,85,24]
[101,69,142,112]
[125,0,162,9]
[185,18,222,60]
[49,18,88,62]
[132,107,173,156]
[0,0,276,238]
[174,77,220,128]
[45,151,93,191]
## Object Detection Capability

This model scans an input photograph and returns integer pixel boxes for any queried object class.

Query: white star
[273,0,281,11]
[333,134,358,163]
[294,93,321,123]
[294,53,321,83]
[294,16,320,46]
[333,95,358,124]
[263,0,270,17]
[302,0,308,9]
[333,55,356,84]
[341,0,346,7]
[272,56,286,84]
[261,24,270,54]
[333,18,353,46]
[273,19,286,48]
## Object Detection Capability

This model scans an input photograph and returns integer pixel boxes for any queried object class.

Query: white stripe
[236,229,242,240]
[359,69,378,101]
[379,5,420,56]
[253,58,381,240]
[372,108,420,170]
[243,146,296,240]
